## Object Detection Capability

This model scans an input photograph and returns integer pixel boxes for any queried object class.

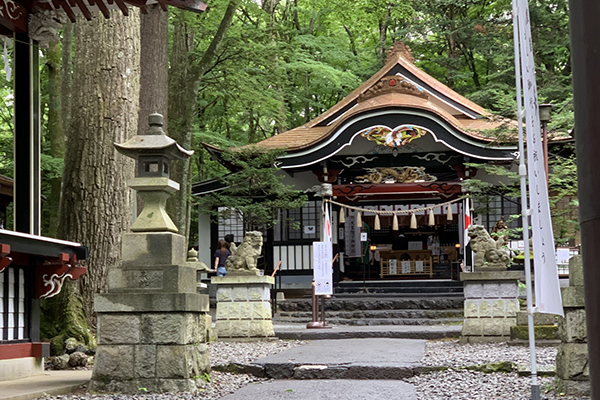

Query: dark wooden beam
[569,1,600,397]
[14,34,41,235]
[0,0,28,33]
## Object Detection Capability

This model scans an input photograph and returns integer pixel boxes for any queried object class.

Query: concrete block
[215,320,231,338]
[121,232,187,267]
[95,293,209,313]
[217,287,233,302]
[510,325,558,340]
[249,320,275,337]
[462,318,483,336]
[498,282,518,298]
[482,283,501,299]
[464,282,483,299]
[482,318,513,336]
[479,300,492,317]
[232,287,247,302]
[465,300,479,317]
[212,275,274,285]
[516,311,558,326]
[248,286,268,301]
[252,302,271,320]
[93,345,134,379]
[491,299,506,317]
[556,342,590,380]
[0,357,43,382]
[134,345,156,378]
[506,299,519,317]
[561,286,586,308]
[240,302,252,319]
[569,255,584,287]
[461,271,524,281]
[558,309,587,342]
[142,313,187,344]
[156,346,187,378]
[97,314,140,345]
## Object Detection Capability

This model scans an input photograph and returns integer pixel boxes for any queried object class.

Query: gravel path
[407,339,589,400]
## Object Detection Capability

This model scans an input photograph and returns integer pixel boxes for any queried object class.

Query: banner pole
[512,1,539,398]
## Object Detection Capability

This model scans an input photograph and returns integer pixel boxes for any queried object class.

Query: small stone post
[90,114,210,393]
[556,255,590,395]
[212,231,276,339]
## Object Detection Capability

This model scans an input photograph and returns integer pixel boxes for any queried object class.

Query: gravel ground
[406,339,590,400]
[37,339,591,400]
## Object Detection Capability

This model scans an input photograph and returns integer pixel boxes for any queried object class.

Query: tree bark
[45,40,63,238]
[167,2,238,241]
[138,5,168,132]
[58,10,140,327]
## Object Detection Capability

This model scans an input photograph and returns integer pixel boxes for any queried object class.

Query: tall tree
[58,10,141,327]
[167,1,238,241]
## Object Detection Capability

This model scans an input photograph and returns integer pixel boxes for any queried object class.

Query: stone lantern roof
[114,114,193,160]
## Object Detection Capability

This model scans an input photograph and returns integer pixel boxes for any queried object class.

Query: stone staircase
[274,296,464,327]
[334,279,464,297]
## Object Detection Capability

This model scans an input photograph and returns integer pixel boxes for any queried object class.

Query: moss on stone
[511,325,558,341]
[465,361,515,373]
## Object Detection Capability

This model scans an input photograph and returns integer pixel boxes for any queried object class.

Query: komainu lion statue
[468,225,510,270]
[225,231,263,275]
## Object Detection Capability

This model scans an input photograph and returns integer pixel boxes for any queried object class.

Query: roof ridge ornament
[358,76,428,103]
[386,41,415,64]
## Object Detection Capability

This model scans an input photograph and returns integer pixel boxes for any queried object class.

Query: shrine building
[193,43,522,290]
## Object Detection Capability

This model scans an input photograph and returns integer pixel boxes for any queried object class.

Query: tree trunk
[167,2,238,241]
[45,40,63,238]
[58,10,141,328]
[138,5,168,132]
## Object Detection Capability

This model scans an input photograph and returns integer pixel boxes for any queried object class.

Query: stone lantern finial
[114,113,193,233]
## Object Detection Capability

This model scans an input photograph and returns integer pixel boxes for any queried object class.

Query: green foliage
[196,147,308,230]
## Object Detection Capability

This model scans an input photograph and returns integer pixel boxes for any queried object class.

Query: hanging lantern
[392,213,399,231]
[356,212,362,228]
[447,205,453,221]
[339,209,345,224]
[374,214,381,230]
[428,209,435,226]
[410,213,417,229]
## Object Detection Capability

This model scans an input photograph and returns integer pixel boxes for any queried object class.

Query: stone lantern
[91,113,210,394]
[114,113,193,233]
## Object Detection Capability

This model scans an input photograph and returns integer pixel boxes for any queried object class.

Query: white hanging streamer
[3,38,11,81]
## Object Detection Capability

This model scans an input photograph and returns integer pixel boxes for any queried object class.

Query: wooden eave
[0,0,206,35]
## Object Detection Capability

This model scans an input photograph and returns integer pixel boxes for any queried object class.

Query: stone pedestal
[460,271,522,343]
[90,233,210,393]
[556,256,590,395]
[212,275,275,339]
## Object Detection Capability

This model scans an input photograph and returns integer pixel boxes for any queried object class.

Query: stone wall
[461,271,522,342]
[556,255,589,395]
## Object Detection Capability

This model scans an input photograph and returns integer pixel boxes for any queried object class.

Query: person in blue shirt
[214,240,231,277]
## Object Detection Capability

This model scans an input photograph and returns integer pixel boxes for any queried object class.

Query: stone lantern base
[212,275,275,339]
[460,271,522,343]
[90,232,210,393]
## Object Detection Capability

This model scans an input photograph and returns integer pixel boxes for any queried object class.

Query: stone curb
[274,329,461,341]
[212,362,416,380]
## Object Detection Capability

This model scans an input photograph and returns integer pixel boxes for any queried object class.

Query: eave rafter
[0,0,206,35]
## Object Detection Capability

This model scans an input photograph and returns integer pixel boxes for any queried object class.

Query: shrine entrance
[194,42,519,292]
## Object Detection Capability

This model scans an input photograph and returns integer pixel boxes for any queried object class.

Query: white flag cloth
[515,0,563,316]
[323,203,332,242]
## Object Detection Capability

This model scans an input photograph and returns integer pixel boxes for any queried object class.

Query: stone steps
[275,317,462,326]
[278,309,463,319]
[274,297,464,328]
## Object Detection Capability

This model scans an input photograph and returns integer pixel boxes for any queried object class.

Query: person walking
[214,239,231,277]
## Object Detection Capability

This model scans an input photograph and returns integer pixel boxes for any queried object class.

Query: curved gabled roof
[204,42,518,166]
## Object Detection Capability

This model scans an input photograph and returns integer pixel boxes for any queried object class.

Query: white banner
[515,0,563,316]
[313,241,333,295]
